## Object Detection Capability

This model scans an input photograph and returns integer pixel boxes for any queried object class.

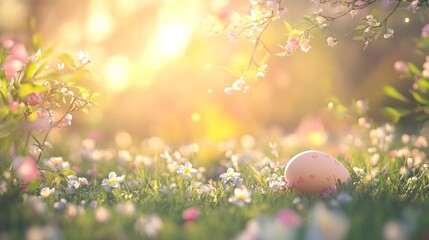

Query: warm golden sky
[0,0,424,143]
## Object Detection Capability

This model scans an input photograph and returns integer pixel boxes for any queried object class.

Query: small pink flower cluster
[12,156,39,182]
[1,37,29,81]
[421,24,429,38]
[285,37,311,54]
[26,92,44,106]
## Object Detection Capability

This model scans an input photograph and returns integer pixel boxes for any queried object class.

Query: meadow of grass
[1,123,429,240]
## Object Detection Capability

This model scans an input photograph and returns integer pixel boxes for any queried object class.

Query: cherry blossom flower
[365,15,380,28]
[227,31,237,43]
[300,41,312,52]
[2,38,14,49]
[349,9,359,17]
[77,50,91,64]
[394,61,409,73]
[407,0,419,13]
[327,37,337,47]
[3,57,24,80]
[58,114,72,127]
[232,78,248,92]
[26,92,44,106]
[421,24,429,38]
[358,117,370,129]
[316,16,327,26]
[101,171,125,191]
[176,162,198,179]
[9,101,20,112]
[285,37,299,54]
[2,43,28,81]
[384,28,394,39]
[266,1,280,11]
[225,78,250,94]
[229,186,252,206]
[11,43,28,62]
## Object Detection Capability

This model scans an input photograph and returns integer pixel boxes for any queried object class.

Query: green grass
[1,134,429,240]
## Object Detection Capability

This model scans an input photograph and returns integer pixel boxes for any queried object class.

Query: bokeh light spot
[192,112,201,122]
[104,55,131,91]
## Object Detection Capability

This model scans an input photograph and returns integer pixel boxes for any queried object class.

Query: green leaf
[283,20,292,33]
[416,79,429,89]
[382,107,411,123]
[81,107,89,114]
[0,90,8,105]
[355,25,367,30]
[371,9,378,18]
[39,45,56,60]
[408,62,421,75]
[18,83,46,98]
[27,179,41,193]
[25,62,38,79]
[353,36,364,41]
[384,85,409,102]
[58,53,76,69]
[61,169,76,176]
[410,90,429,105]
[31,62,49,80]
[260,53,270,66]
[91,92,101,99]
[32,34,42,51]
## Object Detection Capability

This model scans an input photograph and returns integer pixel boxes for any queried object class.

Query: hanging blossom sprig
[208,0,427,94]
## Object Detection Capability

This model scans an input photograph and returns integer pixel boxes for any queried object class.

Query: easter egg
[284,150,350,194]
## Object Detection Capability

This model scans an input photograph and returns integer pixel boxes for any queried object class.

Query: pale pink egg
[284,150,350,194]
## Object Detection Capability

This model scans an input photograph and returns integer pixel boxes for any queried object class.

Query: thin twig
[243,19,273,77]
[36,99,76,164]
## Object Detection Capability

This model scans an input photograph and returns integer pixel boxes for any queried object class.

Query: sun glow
[104,55,131,91]
[157,22,192,58]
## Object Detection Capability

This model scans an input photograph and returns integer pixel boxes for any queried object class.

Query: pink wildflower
[277,209,301,227]
[12,156,39,182]
[182,207,200,221]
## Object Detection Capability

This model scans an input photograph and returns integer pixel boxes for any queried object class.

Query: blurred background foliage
[0,0,426,146]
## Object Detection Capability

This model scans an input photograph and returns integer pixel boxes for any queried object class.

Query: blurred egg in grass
[284,150,350,194]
